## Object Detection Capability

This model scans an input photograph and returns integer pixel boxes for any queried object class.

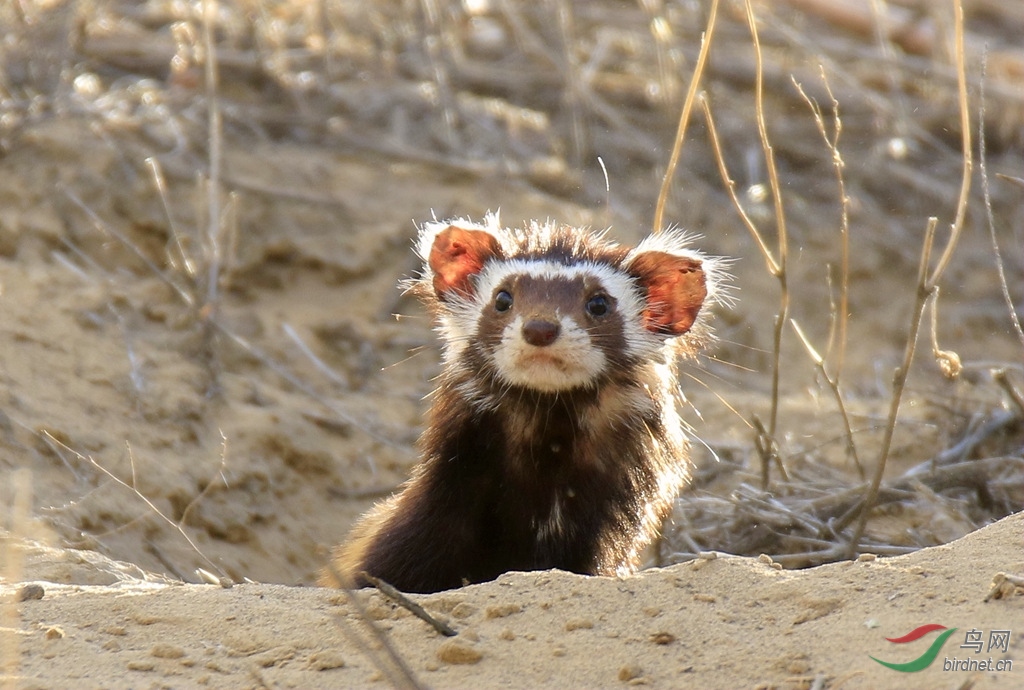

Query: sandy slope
[3,511,1022,689]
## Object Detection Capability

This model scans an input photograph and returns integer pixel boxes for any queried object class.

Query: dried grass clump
[666,376,1024,568]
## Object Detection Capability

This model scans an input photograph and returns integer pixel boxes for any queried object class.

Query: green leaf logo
[870,625,958,673]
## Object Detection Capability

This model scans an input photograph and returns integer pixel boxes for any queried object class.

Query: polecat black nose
[522,319,560,347]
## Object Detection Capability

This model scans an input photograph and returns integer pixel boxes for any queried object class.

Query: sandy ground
[2,512,1021,689]
[1,1,1023,688]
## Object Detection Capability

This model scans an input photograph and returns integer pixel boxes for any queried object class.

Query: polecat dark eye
[494,290,513,312]
[586,294,610,317]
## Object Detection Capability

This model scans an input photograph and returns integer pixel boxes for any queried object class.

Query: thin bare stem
[652,0,720,234]
[746,2,788,266]
[867,0,912,139]
[928,287,962,379]
[927,0,971,286]
[360,572,457,637]
[145,157,195,281]
[554,0,585,168]
[202,0,223,313]
[42,433,224,578]
[701,92,789,487]
[790,319,864,479]
[993,369,1024,418]
[977,53,1024,350]
[847,218,938,555]
[792,70,850,381]
[700,95,779,276]
[178,432,230,530]
[746,0,790,487]
[324,563,425,690]
[211,321,400,454]
[283,324,350,389]
[851,0,973,553]
[418,0,460,151]
[67,165,401,452]
[641,0,679,107]
[61,187,193,306]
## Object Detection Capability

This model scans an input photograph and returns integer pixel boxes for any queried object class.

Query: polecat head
[414,213,725,393]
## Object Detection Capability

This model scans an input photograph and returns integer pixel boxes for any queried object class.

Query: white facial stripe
[433,290,484,364]
[491,315,607,392]
[474,258,614,290]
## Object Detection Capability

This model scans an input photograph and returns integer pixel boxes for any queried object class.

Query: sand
[3,512,1021,689]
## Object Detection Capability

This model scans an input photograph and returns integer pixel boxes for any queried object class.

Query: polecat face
[474,262,632,391]
[417,214,720,394]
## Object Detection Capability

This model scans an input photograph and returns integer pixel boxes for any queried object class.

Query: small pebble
[437,639,483,665]
[618,663,642,681]
[151,643,185,659]
[308,650,346,670]
[564,618,593,631]
[485,603,522,619]
[451,602,478,619]
[17,584,44,602]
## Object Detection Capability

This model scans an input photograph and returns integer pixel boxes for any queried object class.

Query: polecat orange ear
[628,251,707,335]
[428,226,503,299]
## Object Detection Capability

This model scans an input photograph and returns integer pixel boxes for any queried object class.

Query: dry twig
[361,571,458,637]
[41,433,226,580]
[700,0,791,489]
[652,0,720,233]
[324,563,425,690]
[977,53,1024,352]
[848,0,973,556]
[791,70,850,380]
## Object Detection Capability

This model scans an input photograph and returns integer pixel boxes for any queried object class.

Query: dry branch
[849,0,975,556]
[653,0,720,234]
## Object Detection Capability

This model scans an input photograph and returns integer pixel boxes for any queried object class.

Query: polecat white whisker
[697,351,759,373]
[323,214,728,593]
[380,346,429,372]
[680,370,752,429]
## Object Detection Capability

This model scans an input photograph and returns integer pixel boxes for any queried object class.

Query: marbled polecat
[323,215,725,593]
